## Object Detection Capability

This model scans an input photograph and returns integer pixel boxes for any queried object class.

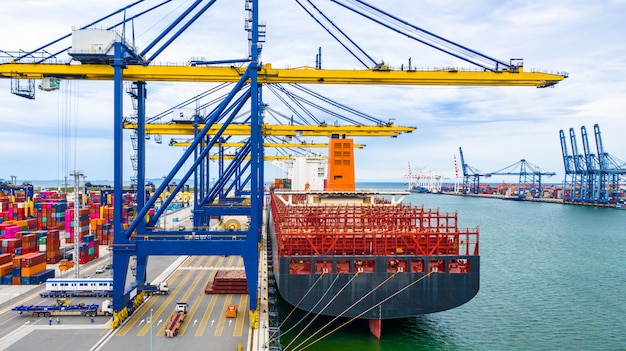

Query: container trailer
[12,299,113,317]
[165,302,188,338]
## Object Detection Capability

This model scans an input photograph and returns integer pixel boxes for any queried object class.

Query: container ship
[268,136,480,338]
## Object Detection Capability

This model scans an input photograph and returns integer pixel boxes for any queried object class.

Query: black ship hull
[273,255,479,320]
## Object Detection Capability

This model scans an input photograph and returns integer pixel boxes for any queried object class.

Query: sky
[1,0,625,186]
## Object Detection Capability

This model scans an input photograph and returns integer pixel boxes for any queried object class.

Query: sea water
[278,186,626,351]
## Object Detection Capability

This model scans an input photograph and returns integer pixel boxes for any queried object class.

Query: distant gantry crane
[458,147,490,194]
[560,124,625,204]
[487,159,556,198]
[403,162,444,193]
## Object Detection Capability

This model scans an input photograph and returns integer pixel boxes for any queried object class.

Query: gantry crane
[593,124,625,203]
[0,181,35,200]
[487,159,556,198]
[580,125,600,202]
[1,0,567,326]
[458,147,490,194]
[560,124,625,204]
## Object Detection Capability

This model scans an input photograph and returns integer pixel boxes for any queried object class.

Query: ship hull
[268,189,480,323]
[273,254,479,320]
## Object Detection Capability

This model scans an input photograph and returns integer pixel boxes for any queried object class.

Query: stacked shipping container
[65,207,90,243]
[0,189,143,286]
[32,198,67,230]
[45,229,61,264]
[6,252,55,285]
[90,218,112,246]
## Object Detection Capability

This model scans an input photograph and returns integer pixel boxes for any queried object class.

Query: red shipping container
[27,217,37,230]
[46,256,60,264]
[2,238,22,248]
[21,252,46,267]
[0,253,14,265]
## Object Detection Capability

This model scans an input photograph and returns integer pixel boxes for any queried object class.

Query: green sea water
[277,189,626,351]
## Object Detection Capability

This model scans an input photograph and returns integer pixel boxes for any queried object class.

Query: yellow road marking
[214,294,233,337]
[195,294,218,337]
[154,256,211,337]
[137,257,203,336]
[178,256,222,336]
[234,294,248,337]
[116,257,194,337]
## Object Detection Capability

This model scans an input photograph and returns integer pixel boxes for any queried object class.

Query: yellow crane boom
[0,62,566,87]
[168,140,366,148]
[208,155,324,161]
[124,122,415,137]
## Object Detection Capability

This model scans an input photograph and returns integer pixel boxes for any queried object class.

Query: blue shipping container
[29,269,55,284]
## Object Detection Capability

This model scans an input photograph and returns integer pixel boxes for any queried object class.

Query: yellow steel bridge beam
[0,63,566,87]
[169,141,366,148]
[124,122,415,137]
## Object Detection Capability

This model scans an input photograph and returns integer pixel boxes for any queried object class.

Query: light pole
[70,170,84,278]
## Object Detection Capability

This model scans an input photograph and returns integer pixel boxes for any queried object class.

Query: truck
[142,281,169,295]
[165,302,188,338]
[12,299,113,318]
[225,304,238,318]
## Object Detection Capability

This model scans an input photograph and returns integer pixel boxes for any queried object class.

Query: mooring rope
[282,272,361,351]
[295,271,434,351]
[271,272,339,341]
[280,273,326,328]
[289,271,399,351]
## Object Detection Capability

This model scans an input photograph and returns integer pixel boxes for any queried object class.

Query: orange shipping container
[21,261,46,277]
[0,262,12,276]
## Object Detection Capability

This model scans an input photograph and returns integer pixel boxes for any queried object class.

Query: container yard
[0,184,144,292]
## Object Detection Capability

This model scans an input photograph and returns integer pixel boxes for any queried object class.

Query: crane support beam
[125,122,415,136]
[0,63,566,87]
[206,155,322,161]
[169,141,365,148]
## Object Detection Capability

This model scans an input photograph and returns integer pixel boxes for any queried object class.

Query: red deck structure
[271,192,479,258]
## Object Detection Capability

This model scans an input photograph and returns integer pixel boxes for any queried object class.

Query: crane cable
[57,80,78,190]
[269,272,339,343]
[282,272,361,351]
[294,271,435,351]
